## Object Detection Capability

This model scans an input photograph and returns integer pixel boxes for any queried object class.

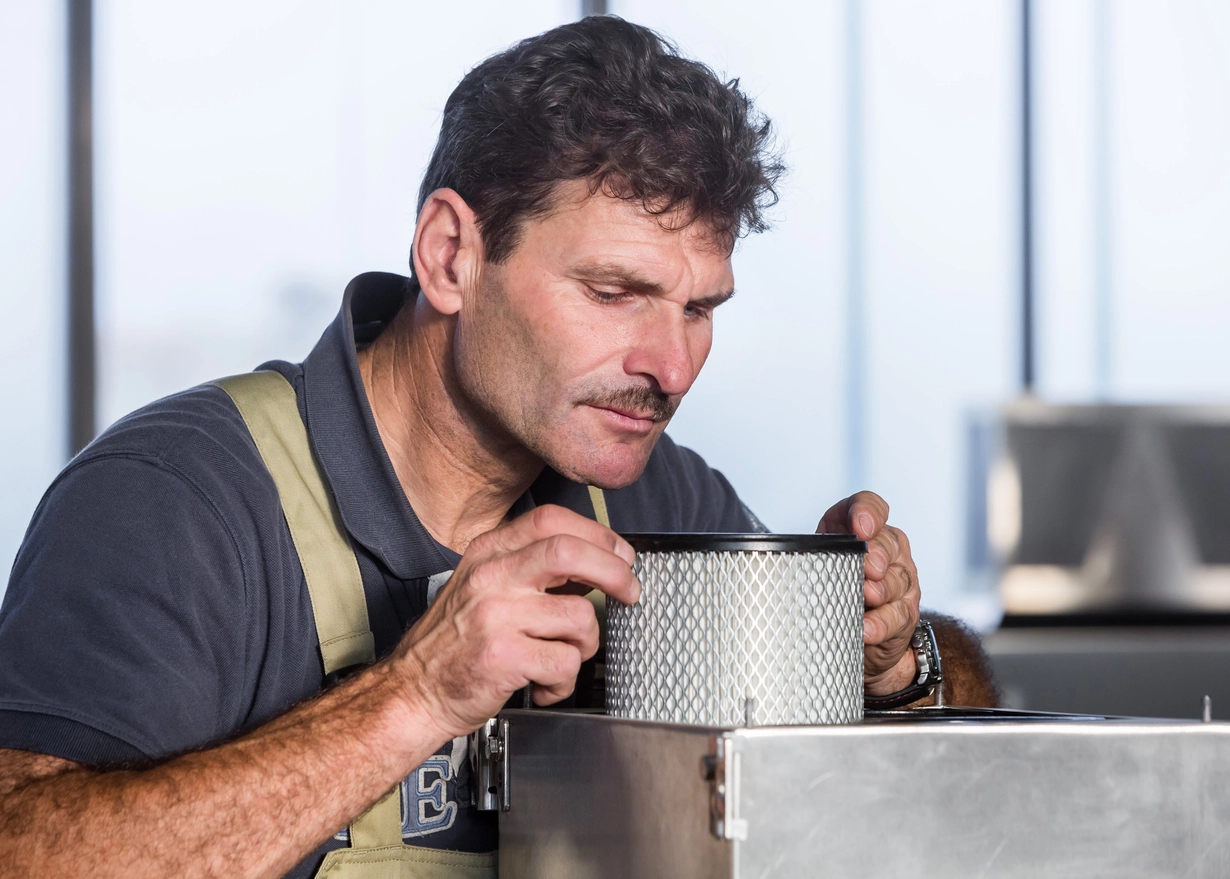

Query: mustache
[585,386,679,423]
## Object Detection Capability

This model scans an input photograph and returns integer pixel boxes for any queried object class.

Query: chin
[549,440,656,490]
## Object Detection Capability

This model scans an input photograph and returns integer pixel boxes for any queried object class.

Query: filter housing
[606,533,866,726]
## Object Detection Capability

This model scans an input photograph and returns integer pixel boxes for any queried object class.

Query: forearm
[0,659,446,879]
[920,611,999,708]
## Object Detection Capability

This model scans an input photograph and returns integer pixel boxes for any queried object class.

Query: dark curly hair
[412,16,784,282]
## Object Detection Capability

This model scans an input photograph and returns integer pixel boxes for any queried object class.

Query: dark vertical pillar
[67,0,95,456]
[581,0,607,16]
[1020,0,1035,393]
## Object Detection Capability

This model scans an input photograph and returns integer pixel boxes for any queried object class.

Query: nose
[623,307,699,397]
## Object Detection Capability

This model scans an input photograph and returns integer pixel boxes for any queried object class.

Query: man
[0,16,996,879]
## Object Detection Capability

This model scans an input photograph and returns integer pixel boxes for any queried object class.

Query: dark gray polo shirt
[0,272,755,876]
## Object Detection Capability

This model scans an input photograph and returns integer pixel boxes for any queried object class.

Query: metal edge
[619,533,867,553]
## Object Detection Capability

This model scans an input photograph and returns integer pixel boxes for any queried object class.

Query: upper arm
[0,749,81,799]
[0,454,254,763]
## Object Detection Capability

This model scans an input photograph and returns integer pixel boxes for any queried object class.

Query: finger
[518,593,600,660]
[478,504,635,566]
[502,533,641,604]
[865,561,912,608]
[863,527,902,580]
[863,591,920,645]
[532,680,577,706]
[817,491,890,540]
[816,495,855,534]
[522,640,584,705]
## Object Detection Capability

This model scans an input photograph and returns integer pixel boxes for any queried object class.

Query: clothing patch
[335,735,471,843]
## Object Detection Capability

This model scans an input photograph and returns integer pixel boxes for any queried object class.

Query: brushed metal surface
[498,711,730,879]
[500,710,1230,879]
[607,548,864,726]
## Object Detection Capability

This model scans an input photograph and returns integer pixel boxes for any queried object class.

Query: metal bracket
[702,733,747,841]
[471,717,511,812]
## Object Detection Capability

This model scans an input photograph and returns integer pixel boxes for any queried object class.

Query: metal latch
[471,717,510,812]
[701,733,746,841]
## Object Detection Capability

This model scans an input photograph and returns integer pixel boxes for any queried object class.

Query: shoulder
[68,366,302,521]
[605,434,754,532]
[0,369,317,761]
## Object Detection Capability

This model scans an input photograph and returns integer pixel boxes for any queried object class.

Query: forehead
[514,179,735,291]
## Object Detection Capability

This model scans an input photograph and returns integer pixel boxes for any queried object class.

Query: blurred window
[95,1,574,424]
[0,5,65,586]
[4,1,1229,617]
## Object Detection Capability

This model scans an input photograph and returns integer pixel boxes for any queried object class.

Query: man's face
[453,179,736,489]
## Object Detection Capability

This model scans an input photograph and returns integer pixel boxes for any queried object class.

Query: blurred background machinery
[971,403,1230,718]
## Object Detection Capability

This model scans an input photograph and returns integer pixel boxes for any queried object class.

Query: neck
[357,295,543,553]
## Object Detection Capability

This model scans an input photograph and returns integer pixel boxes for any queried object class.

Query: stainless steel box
[497,709,1230,878]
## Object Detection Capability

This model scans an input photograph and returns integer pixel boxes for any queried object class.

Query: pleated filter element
[606,534,865,727]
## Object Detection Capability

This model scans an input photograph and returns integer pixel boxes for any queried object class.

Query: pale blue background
[4,1,1230,623]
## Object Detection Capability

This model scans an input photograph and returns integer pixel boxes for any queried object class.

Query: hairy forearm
[0,659,445,879]
[920,611,1000,708]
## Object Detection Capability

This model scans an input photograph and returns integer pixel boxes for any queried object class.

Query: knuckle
[565,595,596,628]
[532,504,567,533]
[469,594,502,632]
[536,644,578,682]
[467,559,501,593]
[894,599,915,631]
[468,530,494,555]
[543,534,579,572]
[477,634,513,676]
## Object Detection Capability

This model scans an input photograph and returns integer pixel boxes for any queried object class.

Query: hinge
[702,733,747,841]
[470,717,510,812]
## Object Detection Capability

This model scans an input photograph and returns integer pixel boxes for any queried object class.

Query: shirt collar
[300,272,453,580]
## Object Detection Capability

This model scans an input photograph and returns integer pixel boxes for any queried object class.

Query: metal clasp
[471,717,511,812]
[703,734,747,841]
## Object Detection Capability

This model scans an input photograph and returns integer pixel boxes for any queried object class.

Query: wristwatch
[863,619,944,710]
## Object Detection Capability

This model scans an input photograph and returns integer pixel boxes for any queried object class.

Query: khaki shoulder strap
[587,485,610,528]
[213,371,375,675]
[215,371,481,867]
[586,486,611,626]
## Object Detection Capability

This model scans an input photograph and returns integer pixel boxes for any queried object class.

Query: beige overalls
[216,371,610,879]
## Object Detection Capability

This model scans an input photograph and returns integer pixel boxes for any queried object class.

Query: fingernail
[869,548,888,574]
[617,541,636,566]
[631,574,643,604]
[863,618,873,642]
[858,513,875,537]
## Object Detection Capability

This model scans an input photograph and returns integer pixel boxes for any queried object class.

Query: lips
[589,404,659,434]
[597,405,659,423]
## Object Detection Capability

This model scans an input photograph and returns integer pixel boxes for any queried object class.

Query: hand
[817,491,921,696]
[392,504,640,741]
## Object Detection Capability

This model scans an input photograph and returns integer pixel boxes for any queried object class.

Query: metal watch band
[864,619,944,710]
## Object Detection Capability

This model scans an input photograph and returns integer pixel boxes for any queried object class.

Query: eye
[684,303,714,320]
[585,286,631,304]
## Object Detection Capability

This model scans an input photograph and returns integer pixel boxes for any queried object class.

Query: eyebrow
[573,261,736,309]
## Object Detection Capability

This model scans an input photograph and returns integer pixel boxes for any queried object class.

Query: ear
[411,188,483,316]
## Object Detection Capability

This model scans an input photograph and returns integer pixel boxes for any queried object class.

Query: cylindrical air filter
[606,534,865,727]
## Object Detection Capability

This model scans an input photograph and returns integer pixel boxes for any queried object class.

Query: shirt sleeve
[0,453,251,765]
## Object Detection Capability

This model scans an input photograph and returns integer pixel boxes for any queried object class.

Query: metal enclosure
[498,709,1230,878]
